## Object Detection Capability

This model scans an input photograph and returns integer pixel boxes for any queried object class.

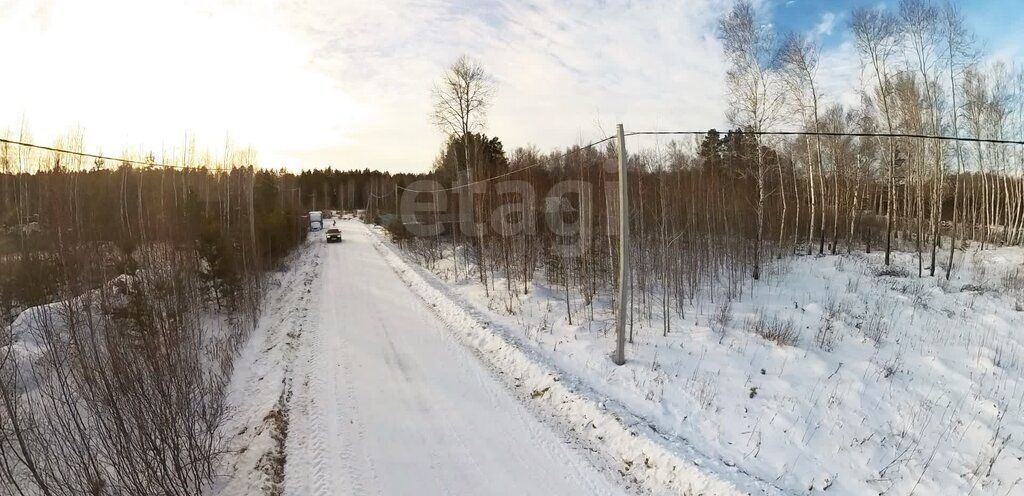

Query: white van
[309,211,323,231]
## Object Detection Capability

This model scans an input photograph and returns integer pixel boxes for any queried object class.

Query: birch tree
[900,0,946,275]
[852,8,902,265]
[940,3,975,277]
[778,33,827,255]
[719,1,786,280]
[431,55,495,286]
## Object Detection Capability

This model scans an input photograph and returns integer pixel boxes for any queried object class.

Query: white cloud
[284,0,734,172]
[0,0,735,172]
[817,40,864,110]
[815,11,836,37]
[0,0,367,168]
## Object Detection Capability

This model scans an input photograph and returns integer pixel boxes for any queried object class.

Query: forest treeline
[373,0,1024,336]
[0,141,311,494]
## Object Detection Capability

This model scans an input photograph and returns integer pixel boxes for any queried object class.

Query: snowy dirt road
[282,221,626,496]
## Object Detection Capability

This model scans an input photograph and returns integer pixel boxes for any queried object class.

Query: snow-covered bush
[746,311,798,347]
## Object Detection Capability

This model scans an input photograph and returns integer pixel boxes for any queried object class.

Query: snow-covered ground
[211,245,319,496]
[377,230,1024,496]
[217,221,631,495]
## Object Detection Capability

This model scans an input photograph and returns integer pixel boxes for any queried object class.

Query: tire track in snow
[282,246,358,496]
[347,225,628,496]
[281,254,316,496]
[217,242,323,496]
[301,332,339,495]
[323,269,378,495]
[280,222,630,496]
[366,224,781,496]
[402,296,597,489]
[367,294,486,493]
[332,334,378,495]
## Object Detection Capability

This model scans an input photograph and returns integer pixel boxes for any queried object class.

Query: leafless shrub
[1000,268,1024,299]
[846,273,862,293]
[815,295,844,351]
[0,163,305,495]
[874,265,910,278]
[860,299,893,344]
[960,283,989,293]
[971,262,989,287]
[711,302,733,341]
[0,252,237,494]
[687,370,719,411]
[878,352,903,380]
[1001,267,1023,287]
[898,280,930,309]
[747,311,799,347]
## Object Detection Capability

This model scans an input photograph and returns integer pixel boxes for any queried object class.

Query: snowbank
[372,223,1024,496]
[210,242,320,496]
[366,225,781,496]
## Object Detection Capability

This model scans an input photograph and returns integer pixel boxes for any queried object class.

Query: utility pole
[613,123,629,366]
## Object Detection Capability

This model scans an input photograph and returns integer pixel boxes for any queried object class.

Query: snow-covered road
[283,221,625,496]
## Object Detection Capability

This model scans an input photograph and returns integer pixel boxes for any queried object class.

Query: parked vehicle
[325,228,342,243]
[309,211,323,231]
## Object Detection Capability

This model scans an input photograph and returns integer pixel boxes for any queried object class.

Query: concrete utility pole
[613,124,629,366]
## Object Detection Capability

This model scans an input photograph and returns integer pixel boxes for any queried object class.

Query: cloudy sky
[0,0,1018,172]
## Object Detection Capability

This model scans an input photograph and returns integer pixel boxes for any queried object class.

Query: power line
[396,129,1024,194]
[625,130,1024,146]
[7,128,1021,177]
[0,137,193,170]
